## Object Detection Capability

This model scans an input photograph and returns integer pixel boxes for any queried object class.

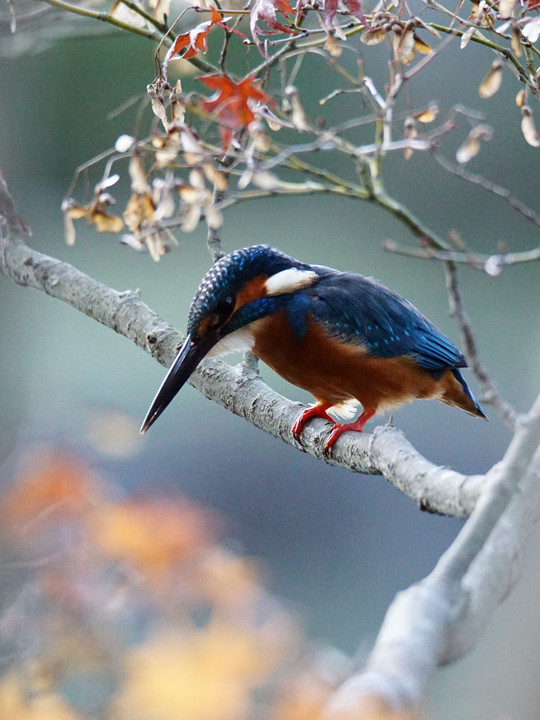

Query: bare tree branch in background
[326,395,540,717]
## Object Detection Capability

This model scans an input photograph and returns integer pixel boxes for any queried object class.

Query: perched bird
[141,244,487,447]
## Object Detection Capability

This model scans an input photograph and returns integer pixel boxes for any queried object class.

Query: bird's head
[141,245,319,433]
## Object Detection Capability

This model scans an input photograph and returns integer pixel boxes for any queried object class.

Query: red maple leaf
[163,9,224,77]
[200,74,274,147]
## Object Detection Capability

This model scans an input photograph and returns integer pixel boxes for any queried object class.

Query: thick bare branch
[324,393,540,717]
[0,174,485,518]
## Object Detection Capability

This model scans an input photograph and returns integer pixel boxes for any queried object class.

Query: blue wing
[302,268,466,373]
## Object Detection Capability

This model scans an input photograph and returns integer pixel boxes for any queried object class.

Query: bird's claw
[322,424,348,455]
[323,408,377,454]
[292,405,334,443]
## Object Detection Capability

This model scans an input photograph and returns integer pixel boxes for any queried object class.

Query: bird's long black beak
[140,332,217,434]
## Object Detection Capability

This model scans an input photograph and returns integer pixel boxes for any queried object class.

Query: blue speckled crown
[186,245,309,337]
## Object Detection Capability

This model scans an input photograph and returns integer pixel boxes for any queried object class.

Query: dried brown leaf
[153,131,181,166]
[460,25,476,48]
[511,25,522,56]
[62,195,124,239]
[148,90,170,132]
[522,17,540,42]
[285,85,310,131]
[62,198,87,222]
[479,60,503,98]
[124,192,155,232]
[499,0,517,17]
[324,33,342,56]
[170,80,186,126]
[129,153,150,194]
[515,88,526,107]
[456,124,493,163]
[393,28,415,64]
[415,104,438,123]
[93,212,125,233]
[248,121,272,151]
[361,27,386,45]
[414,34,432,54]
[521,106,540,147]
[203,163,228,191]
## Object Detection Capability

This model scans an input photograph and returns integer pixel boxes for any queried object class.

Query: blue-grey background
[1,17,540,718]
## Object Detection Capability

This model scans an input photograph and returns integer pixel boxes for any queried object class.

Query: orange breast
[252,311,444,412]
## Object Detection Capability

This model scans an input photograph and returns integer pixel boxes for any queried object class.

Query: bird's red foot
[324,407,376,451]
[292,404,334,441]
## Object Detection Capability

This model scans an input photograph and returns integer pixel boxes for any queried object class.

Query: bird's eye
[211,295,235,326]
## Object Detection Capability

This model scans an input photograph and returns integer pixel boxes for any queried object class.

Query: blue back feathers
[304,267,466,372]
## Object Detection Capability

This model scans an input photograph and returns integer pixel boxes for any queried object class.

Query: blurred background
[1,5,540,718]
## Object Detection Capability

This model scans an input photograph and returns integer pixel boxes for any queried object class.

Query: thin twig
[444,261,518,428]
[206,155,235,261]
[433,152,540,230]
[117,0,169,33]
[383,238,540,269]
[37,0,164,41]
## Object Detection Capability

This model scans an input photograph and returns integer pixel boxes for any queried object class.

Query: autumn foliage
[0,447,347,719]
[57,0,540,260]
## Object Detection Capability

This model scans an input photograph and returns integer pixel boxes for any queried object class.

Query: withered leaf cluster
[60,0,540,258]
[0,446,351,719]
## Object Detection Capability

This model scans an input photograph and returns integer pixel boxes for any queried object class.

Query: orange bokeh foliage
[0,449,101,533]
[91,497,215,586]
[0,446,314,720]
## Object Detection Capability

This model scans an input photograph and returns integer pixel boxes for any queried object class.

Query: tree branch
[444,261,518,428]
[324,393,540,717]
[0,174,487,518]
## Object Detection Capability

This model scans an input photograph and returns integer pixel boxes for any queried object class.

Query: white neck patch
[264,268,318,296]
[209,326,256,357]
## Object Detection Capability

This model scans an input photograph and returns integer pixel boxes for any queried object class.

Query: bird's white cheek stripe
[264,268,319,296]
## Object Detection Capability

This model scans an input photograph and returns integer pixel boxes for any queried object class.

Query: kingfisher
[141,244,487,447]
